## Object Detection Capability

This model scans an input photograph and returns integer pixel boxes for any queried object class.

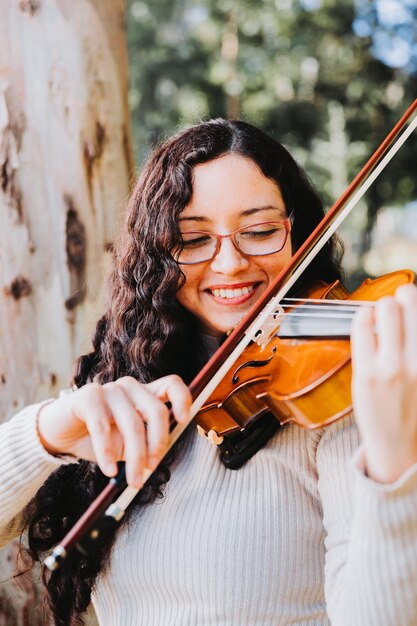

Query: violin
[195,269,415,444]
[44,99,417,571]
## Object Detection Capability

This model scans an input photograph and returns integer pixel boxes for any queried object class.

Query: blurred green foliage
[126,0,417,278]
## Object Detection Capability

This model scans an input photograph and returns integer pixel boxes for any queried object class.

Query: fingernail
[132,473,144,489]
[104,461,117,476]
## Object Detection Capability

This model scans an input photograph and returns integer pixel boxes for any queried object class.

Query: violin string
[272,311,358,320]
[273,299,376,321]
[279,297,376,307]
[278,304,369,312]
[271,303,374,321]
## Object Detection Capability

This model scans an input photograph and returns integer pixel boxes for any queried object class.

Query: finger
[115,377,170,471]
[374,296,402,369]
[351,305,377,375]
[103,383,148,488]
[76,384,119,477]
[145,374,192,424]
[395,284,417,374]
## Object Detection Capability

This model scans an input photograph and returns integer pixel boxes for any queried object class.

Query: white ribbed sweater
[1,402,417,626]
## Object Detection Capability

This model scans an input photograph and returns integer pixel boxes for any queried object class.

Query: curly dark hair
[22,119,343,625]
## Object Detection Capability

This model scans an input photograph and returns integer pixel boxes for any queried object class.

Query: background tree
[0,1,132,623]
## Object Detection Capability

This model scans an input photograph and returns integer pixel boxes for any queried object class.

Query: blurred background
[127,0,417,285]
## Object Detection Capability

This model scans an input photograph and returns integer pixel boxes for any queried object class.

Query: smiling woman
[176,155,293,335]
[1,119,417,626]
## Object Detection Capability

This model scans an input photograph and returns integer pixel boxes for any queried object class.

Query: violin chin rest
[218,411,281,470]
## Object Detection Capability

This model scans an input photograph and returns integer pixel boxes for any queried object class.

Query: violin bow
[45,98,417,571]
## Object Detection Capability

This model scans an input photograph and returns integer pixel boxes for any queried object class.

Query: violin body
[196,269,415,441]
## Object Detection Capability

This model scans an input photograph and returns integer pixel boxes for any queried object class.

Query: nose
[209,237,249,274]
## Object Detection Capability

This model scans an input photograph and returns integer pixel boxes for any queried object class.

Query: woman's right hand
[36,375,192,488]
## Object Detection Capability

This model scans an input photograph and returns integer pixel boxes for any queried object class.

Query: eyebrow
[178,205,286,222]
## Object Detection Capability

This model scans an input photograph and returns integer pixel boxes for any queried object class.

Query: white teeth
[210,286,254,299]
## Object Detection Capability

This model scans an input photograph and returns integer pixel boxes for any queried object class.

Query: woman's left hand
[351,283,417,483]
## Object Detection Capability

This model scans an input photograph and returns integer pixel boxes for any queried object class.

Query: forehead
[180,154,286,223]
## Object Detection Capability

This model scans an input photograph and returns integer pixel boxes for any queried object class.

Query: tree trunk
[0,1,133,623]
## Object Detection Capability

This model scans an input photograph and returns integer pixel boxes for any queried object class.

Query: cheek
[261,246,293,281]
[176,269,200,307]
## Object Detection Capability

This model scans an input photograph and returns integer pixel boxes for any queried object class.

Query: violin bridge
[246,305,284,347]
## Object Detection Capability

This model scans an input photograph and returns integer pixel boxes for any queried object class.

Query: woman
[1,119,416,626]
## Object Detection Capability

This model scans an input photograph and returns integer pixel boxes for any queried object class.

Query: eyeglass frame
[176,211,294,265]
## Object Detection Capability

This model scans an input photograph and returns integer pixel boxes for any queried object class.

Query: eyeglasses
[176,213,293,265]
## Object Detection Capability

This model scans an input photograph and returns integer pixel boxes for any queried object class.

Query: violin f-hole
[231,346,277,384]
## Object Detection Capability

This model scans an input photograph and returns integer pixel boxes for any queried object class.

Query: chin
[205,318,237,336]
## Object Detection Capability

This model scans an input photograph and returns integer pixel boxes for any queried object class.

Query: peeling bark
[84,120,107,178]
[0,544,46,626]
[64,196,87,311]
[0,91,25,222]
[18,0,41,16]
[3,275,32,300]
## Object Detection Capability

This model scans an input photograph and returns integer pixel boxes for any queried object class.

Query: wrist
[36,399,64,456]
[363,446,417,484]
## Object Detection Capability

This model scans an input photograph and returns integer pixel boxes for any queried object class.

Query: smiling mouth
[207,284,257,300]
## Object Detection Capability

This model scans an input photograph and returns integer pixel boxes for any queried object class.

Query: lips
[210,285,254,299]
[205,282,259,304]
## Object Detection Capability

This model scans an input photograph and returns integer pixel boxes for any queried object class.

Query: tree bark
[0,1,133,623]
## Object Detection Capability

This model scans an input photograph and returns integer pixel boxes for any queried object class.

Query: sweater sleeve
[0,400,78,548]
[317,413,417,626]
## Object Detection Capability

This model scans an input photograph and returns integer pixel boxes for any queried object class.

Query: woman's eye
[181,235,212,248]
[241,227,280,239]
